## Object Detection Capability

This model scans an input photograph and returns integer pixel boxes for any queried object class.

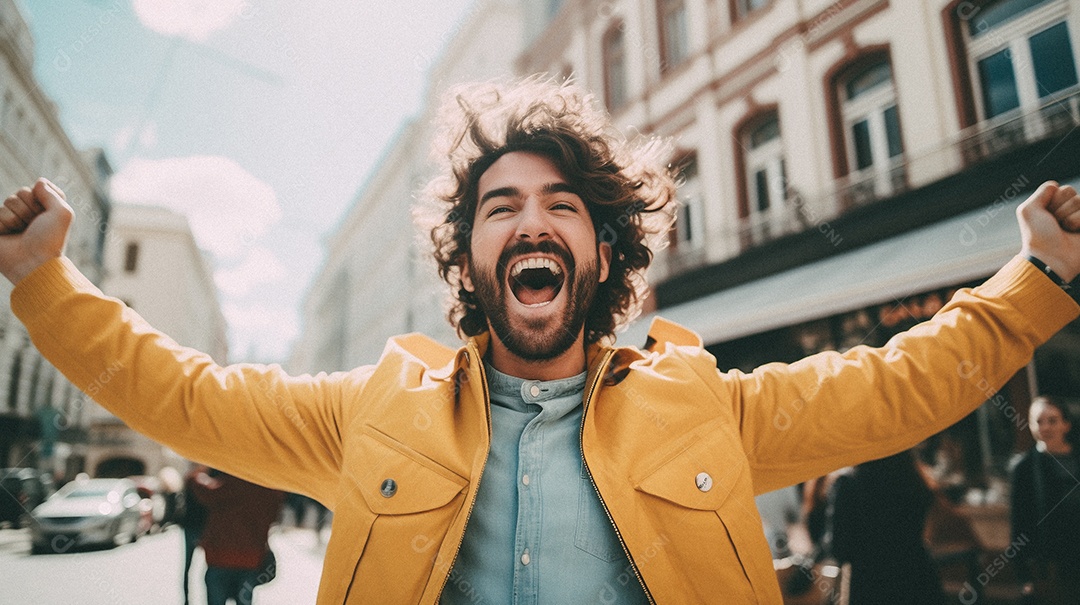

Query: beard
[469,240,600,361]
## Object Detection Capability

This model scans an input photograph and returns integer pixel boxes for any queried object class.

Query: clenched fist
[0,178,74,284]
[1019,181,1080,284]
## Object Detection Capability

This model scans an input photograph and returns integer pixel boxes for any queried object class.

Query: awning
[618,178,1076,347]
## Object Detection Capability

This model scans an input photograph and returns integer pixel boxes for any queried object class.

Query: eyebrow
[478,182,580,209]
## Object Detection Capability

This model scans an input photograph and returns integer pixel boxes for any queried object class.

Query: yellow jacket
[12,256,1078,603]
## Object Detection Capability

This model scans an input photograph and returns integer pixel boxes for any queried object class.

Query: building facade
[88,203,228,478]
[289,0,526,373]
[0,1,113,480]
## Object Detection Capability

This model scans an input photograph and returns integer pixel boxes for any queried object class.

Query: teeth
[510,257,563,277]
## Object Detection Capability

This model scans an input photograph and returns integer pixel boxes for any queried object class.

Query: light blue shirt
[441,363,648,604]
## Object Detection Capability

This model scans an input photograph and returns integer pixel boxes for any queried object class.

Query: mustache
[496,240,574,282]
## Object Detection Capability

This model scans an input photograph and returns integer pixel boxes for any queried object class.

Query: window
[123,242,139,273]
[673,155,703,249]
[838,58,905,200]
[734,0,770,20]
[741,113,787,243]
[603,23,628,110]
[967,0,1079,121]
[658,0,690,72]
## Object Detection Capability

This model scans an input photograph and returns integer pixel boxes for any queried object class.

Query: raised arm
[0,179,361,507]
[705,182,1080,494]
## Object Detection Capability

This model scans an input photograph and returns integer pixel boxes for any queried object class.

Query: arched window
[672,154,703,250]
[836,57,905,202]
[658,0,690,73]
[740,112,787,244]
[965,0,1078,121]
[603,22,628,110]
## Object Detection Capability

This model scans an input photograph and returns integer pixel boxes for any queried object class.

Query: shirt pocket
[342,425,469,603]
[631,422,768,603]
[575,462,626,562]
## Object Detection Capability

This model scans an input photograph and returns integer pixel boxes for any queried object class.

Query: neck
[486,331,589,381]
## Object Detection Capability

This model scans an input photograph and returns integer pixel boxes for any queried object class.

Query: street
[0,525,325,605]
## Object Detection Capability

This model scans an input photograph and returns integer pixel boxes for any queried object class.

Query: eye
[551,201,578,212]
[487,206,512,217]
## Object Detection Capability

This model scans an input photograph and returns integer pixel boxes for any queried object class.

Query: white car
[29,478,144,554]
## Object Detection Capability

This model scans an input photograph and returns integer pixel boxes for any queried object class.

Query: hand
[0,178,74,284]
[1017,181,1080,283]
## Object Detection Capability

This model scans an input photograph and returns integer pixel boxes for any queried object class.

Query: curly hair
[418,76,676,344]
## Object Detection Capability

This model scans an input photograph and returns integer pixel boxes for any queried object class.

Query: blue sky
[22,0,474,361]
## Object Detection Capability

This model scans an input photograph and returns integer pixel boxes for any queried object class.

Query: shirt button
[522,474,530,486]
[380,478,398,498]
[696,472,713,492]
[520,549,531,565]
[529,384,541,397]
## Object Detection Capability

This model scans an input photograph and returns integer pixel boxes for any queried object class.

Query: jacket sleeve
[11,257,371,508]
[690,256,1079,494]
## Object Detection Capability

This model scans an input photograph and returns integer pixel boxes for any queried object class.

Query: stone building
[0,0,112,479]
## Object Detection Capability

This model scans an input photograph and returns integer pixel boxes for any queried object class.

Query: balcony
[654,88,1080,307]
[960,86,1080,165]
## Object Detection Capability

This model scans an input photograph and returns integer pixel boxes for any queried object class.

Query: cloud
[132,0,247,42]
[110,155,281,258]
[222,301,299,362]
[215,246,286,298]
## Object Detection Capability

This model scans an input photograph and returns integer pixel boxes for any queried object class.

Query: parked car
[29,478,143,553]
[0,468,55,528]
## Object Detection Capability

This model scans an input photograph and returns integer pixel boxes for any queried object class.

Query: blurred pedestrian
[178,465,209,605]
[828,450,946,605]
[192,469,284,605]
[1011,396,1080,604]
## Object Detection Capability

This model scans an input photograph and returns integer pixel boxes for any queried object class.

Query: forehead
[1032,402,1065,420]
[477,151,567,195]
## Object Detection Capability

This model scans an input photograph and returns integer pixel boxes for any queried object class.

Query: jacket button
[696,472,713,492]
[380,478,398,498]
[520,549,531,565]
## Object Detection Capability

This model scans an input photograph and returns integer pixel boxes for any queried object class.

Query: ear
[460,259,475,292]
[598,242,612,283]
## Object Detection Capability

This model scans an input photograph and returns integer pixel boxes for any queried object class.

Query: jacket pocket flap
[358,426,468,515]
[633,428,744,511]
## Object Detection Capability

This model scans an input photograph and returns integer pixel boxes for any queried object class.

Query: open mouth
[508,257,565,307]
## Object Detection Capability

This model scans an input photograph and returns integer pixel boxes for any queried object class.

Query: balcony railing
[658,86,1080,281]
[959,86,1080,165]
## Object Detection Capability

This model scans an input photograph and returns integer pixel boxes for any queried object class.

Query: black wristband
[1027,255,1072,291]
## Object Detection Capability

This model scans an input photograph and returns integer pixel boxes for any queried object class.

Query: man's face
[462,151,611,360]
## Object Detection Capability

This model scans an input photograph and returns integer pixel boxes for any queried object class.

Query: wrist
[7,253,58,285]
[1026,254,1075,290]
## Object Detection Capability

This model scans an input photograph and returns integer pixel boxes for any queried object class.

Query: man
[192,469,284,605]
[1,79,1078,603]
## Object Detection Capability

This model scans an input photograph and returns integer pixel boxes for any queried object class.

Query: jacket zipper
[580,348,657,605]
[433,341,492,601]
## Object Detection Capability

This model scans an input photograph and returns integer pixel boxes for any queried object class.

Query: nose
[515,198,552,241]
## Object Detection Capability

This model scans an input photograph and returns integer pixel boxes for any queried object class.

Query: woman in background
[1011,396,1080,604]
